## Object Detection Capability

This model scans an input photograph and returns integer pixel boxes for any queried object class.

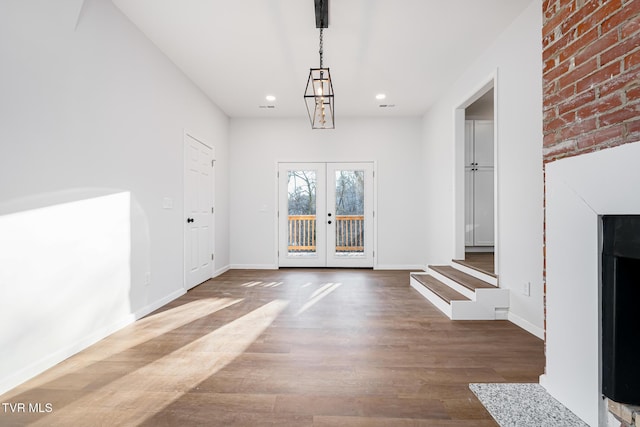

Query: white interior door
[185,133,214,289]
[278,162,374,268]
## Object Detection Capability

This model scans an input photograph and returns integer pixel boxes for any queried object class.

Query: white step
[410,273,452,318]
[410,265,509,320]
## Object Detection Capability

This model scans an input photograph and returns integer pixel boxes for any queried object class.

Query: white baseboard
[213,264,230,278]
[133,288,186,321]
[539,373,548,388]
[375,264,426,270]
[508,311,544,339]
[0,316,132,396]
[229,264,278,270]
[0,288,186,396]
[229,264,425,271]
[465,246,495,253]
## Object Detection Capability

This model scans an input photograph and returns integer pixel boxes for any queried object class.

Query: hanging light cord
[319,27,324,68]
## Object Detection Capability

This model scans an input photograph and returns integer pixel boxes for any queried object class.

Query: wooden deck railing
[334,215,364,252]
[288,215,317,252]
[288,214,364,252]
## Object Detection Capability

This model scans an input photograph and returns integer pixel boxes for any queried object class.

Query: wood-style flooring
[462,252,495,274]
[0,269,543,426]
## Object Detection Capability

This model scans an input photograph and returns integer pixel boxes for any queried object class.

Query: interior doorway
[454,76,497,275]
[278,162,374,268]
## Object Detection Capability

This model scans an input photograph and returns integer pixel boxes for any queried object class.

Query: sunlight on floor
[296,283,342,316]
[240,281,284,288]
[30,299,289,426]
[4,298,243,398]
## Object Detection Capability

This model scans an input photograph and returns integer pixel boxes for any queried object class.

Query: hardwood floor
[0,269,543,426]
[461,252,495,275]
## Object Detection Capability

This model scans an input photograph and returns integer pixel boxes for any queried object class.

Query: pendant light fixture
[304,0,334,129]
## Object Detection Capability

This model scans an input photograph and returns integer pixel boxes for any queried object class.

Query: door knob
[327,213,332,217]
[328,220,332,224]
[187,218,194,223]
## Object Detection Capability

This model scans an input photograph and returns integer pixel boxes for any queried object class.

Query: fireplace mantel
[542,141,640,426]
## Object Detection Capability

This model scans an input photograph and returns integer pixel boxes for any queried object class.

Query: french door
[278,162,374,268]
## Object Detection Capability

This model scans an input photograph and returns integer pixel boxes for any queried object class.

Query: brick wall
[543,0,640,162]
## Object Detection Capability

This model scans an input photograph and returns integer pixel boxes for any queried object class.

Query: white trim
[133,289,187,319]
[373,161,379,270]
[0,288,185,396]
[464,246,494,252]
[453,69,499,274]
[273,162,280,268]
[508,310,544,339]
[230,264,278,270]
[492,72,500,276]
[375,264,426,270]
[544,141,640,426]
[213,264,231,278]
[454,108,466,261]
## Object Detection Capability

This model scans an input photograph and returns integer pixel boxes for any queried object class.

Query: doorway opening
[454,75,497,276]
[277,162,374,268]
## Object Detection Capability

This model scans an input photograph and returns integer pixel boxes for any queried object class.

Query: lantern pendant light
[304,0,334,129]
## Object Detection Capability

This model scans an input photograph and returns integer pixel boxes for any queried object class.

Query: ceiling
[111,0,533,119]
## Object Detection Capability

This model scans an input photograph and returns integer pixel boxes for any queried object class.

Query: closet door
[473,168,494,246]
[465,120,494,247]
[473,120,494,246]
[473,120,494,167]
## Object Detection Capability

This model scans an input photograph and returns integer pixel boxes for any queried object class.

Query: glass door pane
[327,162,374,268]
[334,170,365,256]
[287,170,317,256]
[278,163,326,267]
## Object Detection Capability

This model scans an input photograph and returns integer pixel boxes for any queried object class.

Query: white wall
[229,117,425,270]
[421,0,544,336]
[0,0,229,394]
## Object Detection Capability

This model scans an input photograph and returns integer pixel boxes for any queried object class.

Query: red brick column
[541,0,639,342]
[543,0,640,162]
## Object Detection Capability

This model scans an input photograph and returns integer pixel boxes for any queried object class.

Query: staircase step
[451,259,498,286]
[452,258,497,278]
[428,265,496,292]
[410,273,470,303]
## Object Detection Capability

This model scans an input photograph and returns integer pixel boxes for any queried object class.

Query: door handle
[187,218,194,223]
[328,220,332,224]
[327,213,332,217]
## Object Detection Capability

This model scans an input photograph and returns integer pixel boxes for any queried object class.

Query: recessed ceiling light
[375,93,386,100]
[265,95,276,102]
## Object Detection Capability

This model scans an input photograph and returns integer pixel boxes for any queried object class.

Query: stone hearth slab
[469,383,587,426]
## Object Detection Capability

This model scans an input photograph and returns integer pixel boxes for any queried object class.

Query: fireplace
[543,141,640,425]
[601,215,640,406]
